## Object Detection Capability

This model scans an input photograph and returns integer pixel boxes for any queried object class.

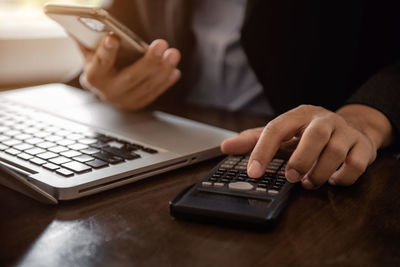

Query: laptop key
[17,153,34,160]
[25,138,44,145]
[61,161,91,174]
[68,143,88,150]
[85,159,108,169]
[5,148,20,156]
[73,154,94,163]
[90,142,109,149]
[80,148,100,155]
[36,142,57,149]
[78,138,97,145]
[0,144,8,150]
[37,152,58,160]
[60,150,82,158]
[56,168,74,177]
[0,135,9,142]
[14,134,33,140]
[2,139,22,147]
[25,147,46,155]
[103,147,141,160]
[30,157,47,165]
[57,139,75,146]
[13,143,33,151]
[48,146,69,153]
[49,156,71,165]
[92,152,124,164]
[95,134,113,143]
[43,163,60,171]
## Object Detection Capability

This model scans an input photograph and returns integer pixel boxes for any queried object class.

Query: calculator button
[213,182,225,187]
[228,182,253,191]
[268,190,279,195]
[256,187,267,192]
[202,181,212,187]
[234,165,247,171]
[221,164,234,169]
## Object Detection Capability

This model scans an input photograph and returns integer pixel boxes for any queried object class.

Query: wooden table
[0,104,399,267]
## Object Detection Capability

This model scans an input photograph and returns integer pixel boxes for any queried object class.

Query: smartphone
[44,3,148,69]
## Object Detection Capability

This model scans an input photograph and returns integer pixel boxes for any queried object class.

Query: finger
[328,141,371,186]
[221,128,263,155]
[110,46,180,103]
[117,39,170,90]
[86,35,119,78]
[144,48,181,89]
[302,129,356,189]
[247,106,315,178]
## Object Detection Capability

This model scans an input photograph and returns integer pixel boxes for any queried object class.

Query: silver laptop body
[0,84,236,203]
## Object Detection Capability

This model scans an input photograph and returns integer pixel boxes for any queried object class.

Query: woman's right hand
[77,35,182,110]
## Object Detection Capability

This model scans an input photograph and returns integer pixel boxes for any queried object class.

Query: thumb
[221,128,263,155]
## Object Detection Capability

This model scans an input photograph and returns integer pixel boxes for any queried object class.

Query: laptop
[0,83,236,204]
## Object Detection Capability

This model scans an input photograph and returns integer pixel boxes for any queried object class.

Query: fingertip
[104,35,119,50]
[220,135,253,155]
[149,39,169,57]
[168,69,181,83]
[164,48,181,66]
[247,160,264,178]
[220,137,236,154]
[301,177,318,190]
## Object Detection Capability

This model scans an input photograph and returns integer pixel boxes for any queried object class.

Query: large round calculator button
[228,182,253,191]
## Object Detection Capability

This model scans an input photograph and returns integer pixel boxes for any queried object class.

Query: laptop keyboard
[0,100,158,177]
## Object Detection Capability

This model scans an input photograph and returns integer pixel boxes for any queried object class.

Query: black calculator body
[169,156,294,229]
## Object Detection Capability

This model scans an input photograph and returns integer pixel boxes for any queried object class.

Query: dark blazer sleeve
[347,63,400,136]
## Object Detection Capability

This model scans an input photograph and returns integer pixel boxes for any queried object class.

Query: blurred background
[0,0,109,89]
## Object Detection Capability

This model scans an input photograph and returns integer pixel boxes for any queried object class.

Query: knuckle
[326,142,348,160]
[296,104,314,112]
[295,104,322,114]
[288,157,311,175]
[309,122,331,140]
[264,119,280,134]
[347,157,368,174]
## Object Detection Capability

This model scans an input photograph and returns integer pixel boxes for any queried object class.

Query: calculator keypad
[198,156,290,200]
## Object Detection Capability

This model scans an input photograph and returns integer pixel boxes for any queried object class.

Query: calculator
[169,155,295,229]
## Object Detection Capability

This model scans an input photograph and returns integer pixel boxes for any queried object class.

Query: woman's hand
[221,104,393,189]
[76,35,181,110]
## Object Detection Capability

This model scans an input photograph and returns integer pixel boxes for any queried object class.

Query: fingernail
[152,41,165,57]
[248,160,264,178]
[168,69,181,82]
[328,177,336,185]
[302,178,316,190]
[167,52,180,66]
[285,169,300,182]
[104,36,115,49]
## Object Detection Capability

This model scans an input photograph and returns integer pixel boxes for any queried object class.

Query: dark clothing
[106,0,400,135]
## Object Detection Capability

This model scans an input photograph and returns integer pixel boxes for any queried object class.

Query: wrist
[336,104,393,149]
